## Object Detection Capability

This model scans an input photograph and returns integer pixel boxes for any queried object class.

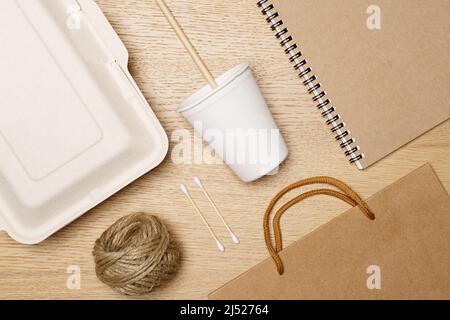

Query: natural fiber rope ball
[93,213,180,296]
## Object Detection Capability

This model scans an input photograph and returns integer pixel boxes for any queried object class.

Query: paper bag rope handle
[263,177,375,275]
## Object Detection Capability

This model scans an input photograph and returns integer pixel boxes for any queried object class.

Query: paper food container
[0,0,168,244]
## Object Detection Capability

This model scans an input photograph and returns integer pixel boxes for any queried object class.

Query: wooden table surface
[1,0,449,300]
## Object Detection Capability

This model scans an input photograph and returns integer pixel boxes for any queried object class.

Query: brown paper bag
[210,164,450,300]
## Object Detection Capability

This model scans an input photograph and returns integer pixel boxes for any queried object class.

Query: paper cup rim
[177,63,250,114]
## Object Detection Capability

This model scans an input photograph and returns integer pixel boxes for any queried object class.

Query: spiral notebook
[257,0,450,169]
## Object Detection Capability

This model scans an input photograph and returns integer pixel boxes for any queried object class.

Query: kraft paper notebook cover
[257,0,450,169]
[210,164,450,299]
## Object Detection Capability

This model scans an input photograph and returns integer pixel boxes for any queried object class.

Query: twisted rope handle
[263,177,375,275]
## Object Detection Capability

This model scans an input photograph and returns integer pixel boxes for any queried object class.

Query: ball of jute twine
[93,213,180,296]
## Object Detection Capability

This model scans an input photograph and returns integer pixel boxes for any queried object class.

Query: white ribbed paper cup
[178,64,288,182]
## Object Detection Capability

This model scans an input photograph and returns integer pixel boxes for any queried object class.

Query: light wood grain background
[0,0,449,300]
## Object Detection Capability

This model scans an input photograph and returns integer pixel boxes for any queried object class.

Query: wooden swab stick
[180,184,225,252]
[155,0,218,89]
[194,177,240,244]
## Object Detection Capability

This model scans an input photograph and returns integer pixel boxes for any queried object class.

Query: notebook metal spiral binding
[257,0,364,167]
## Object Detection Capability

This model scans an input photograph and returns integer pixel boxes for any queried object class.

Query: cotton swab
[180,184,225,252]
[194,177,240,244]
[155,0,218,89]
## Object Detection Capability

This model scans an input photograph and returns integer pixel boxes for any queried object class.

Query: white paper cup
[178,64,288,182]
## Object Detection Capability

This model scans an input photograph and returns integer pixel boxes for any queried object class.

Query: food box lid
[0,0,168,244]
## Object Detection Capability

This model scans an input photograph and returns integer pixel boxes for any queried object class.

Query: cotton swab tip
[193,176,203,188]
[216,240,225,252]
[180,184,189,196]
[231,233,240,245]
